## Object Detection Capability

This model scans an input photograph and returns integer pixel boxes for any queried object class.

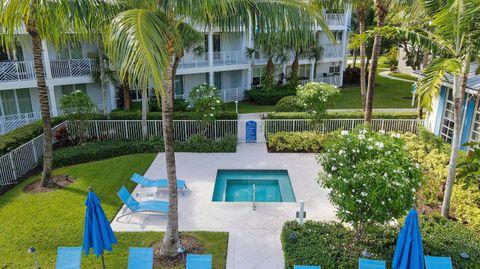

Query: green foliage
[457,142,480,189]
[266,111,418,119]
[188,84,224,121]
[109,110,237,120]
[245,87,296,105]
[59,91,97,119]
[148,98,190,112]
[318,127,422,230]
[0,117,67,155]
[282,217,480,269]
[267,132,325,153]
[452,185,480,233]
[275,96,305,112]
[296,83,340,120]
[52,135,237,168]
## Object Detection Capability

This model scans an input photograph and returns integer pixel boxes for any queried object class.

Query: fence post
[214,121,217,139]
[293,120,296,132]
[95,121,100,141]
[9,153,17,180]
[31,141,38,163]
[124,121,128,139]
[184,121,188,141]
[0,119,4,135]
[381,120,385,131]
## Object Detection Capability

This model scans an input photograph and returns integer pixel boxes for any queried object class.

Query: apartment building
[0,8,351,134]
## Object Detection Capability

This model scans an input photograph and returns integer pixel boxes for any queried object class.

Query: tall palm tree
[356,1,371,109]
[107,0,329,257]
[1,0,114,187]
[396,0,480,217]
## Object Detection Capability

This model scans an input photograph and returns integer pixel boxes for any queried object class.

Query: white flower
[379,130,386,134]
[381,201,385,205]
[358,134,366,140]
[359,129,368,135]
[367,145,373,150]
[361,192,367,197]
[339,149,346,155]
[216,100,221,103]
[341,130,349,136]
[415,163,420,169]
[75,90,82,93]
[375,142,384,149]
[331,166,337,171]
[391,133,401,139]
[209,113,214,117]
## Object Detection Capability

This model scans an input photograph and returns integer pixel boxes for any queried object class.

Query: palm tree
[356,0,371,109]
[107,0,329,257]
[1,0,114,187]
[395,0,480,217]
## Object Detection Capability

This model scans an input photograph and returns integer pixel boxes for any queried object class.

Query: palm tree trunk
[26,20,54,187]
[357,5,367,110]
[141,88,148,140]
[160,61,181,257]
[441,55,471,217]
[264,57,275,91]
[290,53,300,87]
[97,34,108,115]
[352,48,357,68]
[364,0,388,123]
[171,55,180,103]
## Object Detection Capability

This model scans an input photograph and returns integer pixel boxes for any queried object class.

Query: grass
[0,154,228,269]
[225,101,275,113]
[389,72,418,81]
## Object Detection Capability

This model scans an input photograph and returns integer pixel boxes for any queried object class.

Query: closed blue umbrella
[392,208,424,269]
[83,188,118,268]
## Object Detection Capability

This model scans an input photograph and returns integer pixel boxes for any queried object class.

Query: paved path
[111,143,336,269]
[378,70,418,83]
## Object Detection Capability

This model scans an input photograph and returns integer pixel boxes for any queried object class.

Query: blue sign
[246,121,257,143]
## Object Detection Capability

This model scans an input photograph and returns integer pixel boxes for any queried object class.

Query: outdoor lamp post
[28,246,41,269]
[235,101,239,114]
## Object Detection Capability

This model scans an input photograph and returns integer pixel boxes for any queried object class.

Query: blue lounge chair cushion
[294,265,321,269]
[425,256,453,269]
[117,186,169,214]
[131,173,186,189]
[56,247,82,269]
[128,247,154,269]
[359,258,386,269]
[186,254,212,269]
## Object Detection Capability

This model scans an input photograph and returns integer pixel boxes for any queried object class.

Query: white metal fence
[50,58,96,78]
[0,112,42,135]
[0,122,66,191]
[300,75,342,87]
[323,45,343,59]
[0,61,36,82]
[325,13,346,25]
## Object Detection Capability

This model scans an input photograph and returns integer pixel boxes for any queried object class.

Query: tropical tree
[395,0,480,217]
[353,0,372,109]
[107,0,330,257]
[1,0,114,187]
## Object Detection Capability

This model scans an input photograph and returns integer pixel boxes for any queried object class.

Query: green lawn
[0,154,228,269]
[225,101,275,113]
[330,74,414,109]
[389,72,418,82]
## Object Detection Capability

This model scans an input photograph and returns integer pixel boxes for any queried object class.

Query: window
[174,75,184,95]
[329,62,341,74]
[61,84,87,96]
[470,101,480,144]
[16,88,32,113]
[56,42,83,60]
[298,65,311,79]
[0,42,24,61]
[1,90,18,115]
[440,90,455,143]
[252,67,265,86]
[0,88,32,116]
[214,72,222,90]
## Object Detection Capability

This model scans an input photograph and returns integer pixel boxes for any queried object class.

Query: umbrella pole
[101,252,106,269]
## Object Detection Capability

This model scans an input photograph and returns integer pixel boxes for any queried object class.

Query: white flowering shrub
[296,82,339,120]
[317,127,422,233]
[188,83,224,121]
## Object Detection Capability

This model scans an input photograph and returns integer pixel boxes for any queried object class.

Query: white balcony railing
[299,75,341,86]
[322,45,343,59]
[212,51,248,66]
[0,112,42,135]
[219,86,248,102]
[178,54,209,69]
[50,58,96,79]
[326,13,345,26]
[0,61,36,82]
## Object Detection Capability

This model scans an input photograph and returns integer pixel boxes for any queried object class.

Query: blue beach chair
[425,256,453,269]
[131,173,187,189]
[294,266,321,269]
[56,247,82,269]
[186,254,212,269]
[128,247,154,269]
[117,186,169,220]
[359,258,386,269]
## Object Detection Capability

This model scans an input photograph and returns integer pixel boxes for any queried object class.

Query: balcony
[178,51,248,69]
[0,112,41,135]
[322,45,343,59]
[50,58,96,79]
[325,13,345,26]
[300,75,341,86]
[0,61,36,82]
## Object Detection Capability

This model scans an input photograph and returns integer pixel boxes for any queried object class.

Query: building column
[339,29,349,87]
[41,40,52,80]
[48,85,58,116]
[208,30,214,68]
[108,83,116,111]
[209,71,215,86]
[247,68,252,89]
[282,64,287,85]
[310,61,315,81]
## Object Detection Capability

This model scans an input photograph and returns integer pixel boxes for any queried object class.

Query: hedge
[282,216,480,269]
[244,88,296,105]
[266,111,418,119]
[267,132,326,153]
[275,96,305,112]
[109,110,238,120]
[52,135,237,168]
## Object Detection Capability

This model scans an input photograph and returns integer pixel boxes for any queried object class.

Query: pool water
[212,170,296,202]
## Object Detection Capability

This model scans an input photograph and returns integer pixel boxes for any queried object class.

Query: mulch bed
[150,234,204,268]
[23,175,75,194]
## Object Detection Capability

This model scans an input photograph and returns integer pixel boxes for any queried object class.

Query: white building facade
[0,8,351,133]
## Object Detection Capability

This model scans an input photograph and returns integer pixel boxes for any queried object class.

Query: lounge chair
[117,186,169,220]
[56,247,82,269]
[131,173,187,197]
[294,266,321,269]
[186,254,212,269]
[359,258,386,269]
[425,256,453,269]
[128,247,154,269]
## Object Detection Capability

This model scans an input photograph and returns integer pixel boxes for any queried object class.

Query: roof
[444,63,480,93]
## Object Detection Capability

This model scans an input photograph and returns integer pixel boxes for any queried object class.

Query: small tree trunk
[289,53,300,89]
[364,1,388,123]
[263,57,275,91]
[160,56,181,257]
[357,5,367,110]
[123,80,131,111]
[141,88,148,140]
[171,55,180,103]
[97,34,108,115]
[26,20,54,188]
[352,48,357,68]
[441,55,470,217]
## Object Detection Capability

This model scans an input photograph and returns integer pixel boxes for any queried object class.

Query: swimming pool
[212,170,296,202]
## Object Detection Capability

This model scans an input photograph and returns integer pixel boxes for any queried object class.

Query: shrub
[267,132,325,153]
[188,84,224,121]
[52,135,237,168]
[296,83,340,121]
[244,88,296,105]
[275,96,305,112]
[108,110,237,120]
[342,66,362,85]
[59,91,97,117]
[318,127,422,234]
[149,98,190,112]
[282,217,480,269]
[266,111,418,119]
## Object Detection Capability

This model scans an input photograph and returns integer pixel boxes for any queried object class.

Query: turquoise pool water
[212,170,296,202]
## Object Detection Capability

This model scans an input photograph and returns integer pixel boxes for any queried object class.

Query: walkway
[378,70,418,83]
[111,143,336,269]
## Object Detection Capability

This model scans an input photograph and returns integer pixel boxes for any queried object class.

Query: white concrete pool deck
[111,143,336,269]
